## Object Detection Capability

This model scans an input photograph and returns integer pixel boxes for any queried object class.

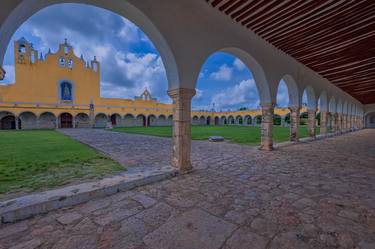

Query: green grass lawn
[114,125,320,145]
[0,130,123,196]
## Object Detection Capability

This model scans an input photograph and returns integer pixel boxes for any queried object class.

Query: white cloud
[210,64,233,81]
[233,58,246,71]
[194,88,204,100]
[117,17,143,43]
[211,79,259,109]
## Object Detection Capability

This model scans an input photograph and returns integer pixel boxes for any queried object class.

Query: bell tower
[14,37,37,65]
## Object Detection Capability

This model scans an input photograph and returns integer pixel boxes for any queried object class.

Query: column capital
[167,88,196,99]
[0,66,5,80]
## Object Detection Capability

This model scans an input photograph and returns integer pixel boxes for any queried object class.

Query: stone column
[337,113,342,133]
[289,106,300,142]
[15,116,19,130]
[307,109,316,138]
[89,101,95,128]
[259,103,274,151]
[330,113,336,133]
[168,88,195,172]
[320,111,328,135]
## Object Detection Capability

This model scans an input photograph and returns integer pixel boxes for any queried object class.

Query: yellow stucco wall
[0,38,308,129]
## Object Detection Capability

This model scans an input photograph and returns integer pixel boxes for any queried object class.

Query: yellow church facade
[0,38,303,130]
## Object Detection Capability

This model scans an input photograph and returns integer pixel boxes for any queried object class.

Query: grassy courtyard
[114,125,320,145]
[0,130,123,196]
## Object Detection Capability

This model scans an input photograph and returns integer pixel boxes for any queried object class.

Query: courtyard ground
[113,125,320,144]
[0,130,123,198]
[0,129,374,249]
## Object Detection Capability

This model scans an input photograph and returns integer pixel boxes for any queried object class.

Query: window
[18,45,26,53]
[67,59,73,69]
[59,57,65,67]
[64,46,69,54]
[60,82,73,101]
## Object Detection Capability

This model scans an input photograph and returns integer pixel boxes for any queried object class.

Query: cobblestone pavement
[1,129,375,249]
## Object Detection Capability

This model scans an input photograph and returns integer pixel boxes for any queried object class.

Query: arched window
[59,57,65,67]
[60,81,73,101]
[18,44,26,53]
[67,59,73,69]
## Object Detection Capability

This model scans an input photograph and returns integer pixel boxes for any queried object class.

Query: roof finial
[48,48,51,54]
[80,54,84,61]
[64,38,68,45]
[93,56,97,61]
[39,52,43,61]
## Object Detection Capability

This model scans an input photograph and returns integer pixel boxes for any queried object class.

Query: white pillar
[168,88,195,172]
[259,103,274,151]
[289,106,300,142]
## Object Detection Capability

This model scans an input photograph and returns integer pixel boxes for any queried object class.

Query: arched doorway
[19,111,37,129]
[136,114,146,127]
[110,113,122,127]
[60,113,73,128]
[75,113,90,128]
[0,111,16,130]
[147,115,156,126]
[39,112,56,129]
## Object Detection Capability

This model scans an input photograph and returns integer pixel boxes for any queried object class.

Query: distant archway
[75,113,90,128]
[39,112,56,129]
[94,113,107,128]
[60,112,73,128]
[0,111,16,130]
[19,111,37,129]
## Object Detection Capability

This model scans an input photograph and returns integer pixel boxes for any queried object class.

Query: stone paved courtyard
[0,129,374,249]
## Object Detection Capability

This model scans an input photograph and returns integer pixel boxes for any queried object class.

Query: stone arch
[303,85,317,110]
[220,116,227,125]
[110,113,122,127]
[59,112,73,128]
[0,111,16,130]
[75,112,90,128]
[206,116,211,125]
[273,114,282,125]
[255,115,262,125]
[124,113,135,127]
[277,74,300,108]
[336,99,343,114]
[94,113,107,128]
[228,115,235,125]
[167,114,173,126]
[158,114,167,126]
[136,114,146,127]
[365,112,375,128]
[196,47,270,104]
[147,114,157,126]
[199,116,206,125]
[235,115,243,125]
[329,97,337,113]
[192,115,199,125]
[318,91,328,112]
[244,115,252,125]
[19,111,37,129]
[0,0,179,90]
[214,116,219,125]
[39,112,56,129]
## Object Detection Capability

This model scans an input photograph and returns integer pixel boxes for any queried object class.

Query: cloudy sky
[0,3,298,110]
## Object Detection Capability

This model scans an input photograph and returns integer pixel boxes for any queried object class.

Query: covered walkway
[0,129,374,248]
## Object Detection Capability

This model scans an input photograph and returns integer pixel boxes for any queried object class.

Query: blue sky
[0,3,296,110]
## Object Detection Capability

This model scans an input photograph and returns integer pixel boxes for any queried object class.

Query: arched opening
[299,112,308,126]
[244,115,252,125]
[147,115,156,126]
[328,97,337,132]
[59,112,73,128]
[158,115,167,126]
[255,115,262,125]
[206,116,211,125]
[75,113,90,128]
[110,113,122,127]
[276,76,300,141]
[365,112,375,128]
[167,115,173,126]
[199,116,206,125]
[214,116,219,125]
[235,115,243,125]
[124,114,135,127]
[136,114,146,127]
[0,111,16,130]
[273,114,282,126]
[19,111,37,129]
[192,116,199,125]
[228,116,235,125]
[39,112,56,129]
[220,116,227,125]
[94,113,107,128]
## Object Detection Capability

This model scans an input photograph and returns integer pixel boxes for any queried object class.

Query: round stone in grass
[209,136,224,142]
